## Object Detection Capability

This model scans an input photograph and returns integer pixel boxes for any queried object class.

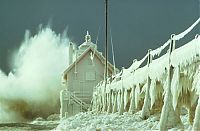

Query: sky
[0,0,199,73]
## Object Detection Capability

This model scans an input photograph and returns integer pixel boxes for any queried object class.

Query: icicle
[171,66,180,110]
[192,65,200,94]
[124,89,128,109]
[162,74,168,99]
[111,90,114,105]
[129,86,136,114]
[149,79,156,109]
[135,84,140,108]
[117,90,121,111]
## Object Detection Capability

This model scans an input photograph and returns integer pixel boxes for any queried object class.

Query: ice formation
[89,17,200,130]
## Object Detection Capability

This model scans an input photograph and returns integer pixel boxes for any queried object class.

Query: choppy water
[0,122,58,130]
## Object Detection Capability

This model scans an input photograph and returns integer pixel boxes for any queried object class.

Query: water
[0,27,69,122]
[0,122,58,130]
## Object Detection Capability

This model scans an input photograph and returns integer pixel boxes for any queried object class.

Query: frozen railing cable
[121,53,148,78]
[173,17,200,40]
[150,40,171,57]
[149,17,200,57]
[94,18,200,90]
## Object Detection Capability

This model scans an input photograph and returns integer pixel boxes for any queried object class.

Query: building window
[85,71,96,81]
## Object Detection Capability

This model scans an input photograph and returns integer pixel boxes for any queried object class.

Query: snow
[56,111,192,131]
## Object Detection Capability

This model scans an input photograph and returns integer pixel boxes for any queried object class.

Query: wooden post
[160,34,181,130]
[141,49,152,119]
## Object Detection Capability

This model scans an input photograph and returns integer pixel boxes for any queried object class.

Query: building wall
[67,51,105,100]
[64,50,110,116]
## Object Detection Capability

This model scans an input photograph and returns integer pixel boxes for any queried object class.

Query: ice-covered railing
[171,35,200,67]
[172,18,200,40]
[93,17,200,93]
[150,17,200,56]
[91,18,200,130]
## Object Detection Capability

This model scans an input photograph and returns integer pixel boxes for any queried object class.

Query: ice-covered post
[160,34,181,130]
[60,89,69,119]
[102,83,108,112]
[103,93,108,112]
[129,85,136,114]
[107,89,113,113]
[141,49,152,119]
[97,87,103,113]
[112,90,118,113]
[119,88,125,115]
[192,44,200,130]
[192,94,200,130]
[119,67,125,115]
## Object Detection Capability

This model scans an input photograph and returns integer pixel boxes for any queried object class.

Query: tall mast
[104,0,108,88]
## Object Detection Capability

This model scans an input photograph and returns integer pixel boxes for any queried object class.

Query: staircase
[64,90,90,111]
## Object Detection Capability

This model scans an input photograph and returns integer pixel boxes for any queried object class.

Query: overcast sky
[0,0,199,73]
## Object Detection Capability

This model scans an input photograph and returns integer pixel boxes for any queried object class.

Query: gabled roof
[63,46,117,75]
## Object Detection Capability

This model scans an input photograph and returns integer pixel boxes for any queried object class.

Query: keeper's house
[60,31,117,118]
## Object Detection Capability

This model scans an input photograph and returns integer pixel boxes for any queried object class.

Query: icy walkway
[56,111,192,131]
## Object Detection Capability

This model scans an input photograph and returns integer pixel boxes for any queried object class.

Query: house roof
[63,46,117,75]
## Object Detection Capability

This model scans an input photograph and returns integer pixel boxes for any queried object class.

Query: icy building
[60,31,116,118]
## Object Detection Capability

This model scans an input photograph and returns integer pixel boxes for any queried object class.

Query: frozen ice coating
[0,27,69,122]
[135,84,141,108]
[132,65,148,85]
[172,17,200,41]
[94,36,200,95]
[126,53,148,73]
[149,54,168,80]
[149,79,156,109]
[171,66,180,110]
[171,37,200,68]
[93,18,200,97]
[87,18,200,130]
[150,39,171,57]
[193,67,200,95]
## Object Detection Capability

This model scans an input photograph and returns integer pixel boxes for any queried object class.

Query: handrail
[65,91,89,111]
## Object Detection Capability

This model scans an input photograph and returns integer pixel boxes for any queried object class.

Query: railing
[64,90,90,111]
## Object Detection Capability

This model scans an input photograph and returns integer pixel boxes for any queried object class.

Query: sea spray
[0,27,69,122]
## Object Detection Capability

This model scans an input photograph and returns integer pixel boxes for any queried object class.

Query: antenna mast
[104,0,108,89]
[110,29,116,75]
